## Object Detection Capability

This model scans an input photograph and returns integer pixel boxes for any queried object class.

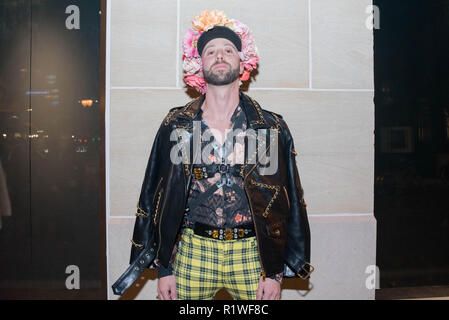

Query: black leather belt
[187,221,255,241]
[192,163,243,180]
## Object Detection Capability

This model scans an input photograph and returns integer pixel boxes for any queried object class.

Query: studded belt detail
[190,221,255,241]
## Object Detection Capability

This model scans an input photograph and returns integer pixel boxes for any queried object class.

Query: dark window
[0,0,106,299]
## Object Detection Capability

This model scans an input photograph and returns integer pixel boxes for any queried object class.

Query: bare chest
[202,117,231,145]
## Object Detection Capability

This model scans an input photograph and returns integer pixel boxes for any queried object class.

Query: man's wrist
[268,272,283,284]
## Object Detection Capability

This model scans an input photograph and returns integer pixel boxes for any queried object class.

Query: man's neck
[202,81,240,121]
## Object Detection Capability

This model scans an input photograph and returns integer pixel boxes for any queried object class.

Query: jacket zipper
[153,188,164,225]
[152,178,164,224]
[153,177,164,204]
[156,163,174,259]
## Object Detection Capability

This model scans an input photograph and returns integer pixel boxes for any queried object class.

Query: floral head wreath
[182,10,259,94]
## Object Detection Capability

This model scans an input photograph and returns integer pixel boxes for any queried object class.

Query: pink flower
[181,12,260,93]
[239,70,251,81]
[235,213,242,223]
[241,31,258,56]
[182,57,202,75]
[243,56,259,71]
[183,29,200,58]
[183,74,206,94]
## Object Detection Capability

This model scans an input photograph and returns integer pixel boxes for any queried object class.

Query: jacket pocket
[249,180,280,218]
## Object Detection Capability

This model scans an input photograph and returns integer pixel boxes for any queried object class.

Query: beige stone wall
[107,0,376,300]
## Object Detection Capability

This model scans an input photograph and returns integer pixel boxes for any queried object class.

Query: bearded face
[200,38,243,86]
[203,61,240,86]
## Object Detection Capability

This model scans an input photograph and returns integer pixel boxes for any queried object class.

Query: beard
[203,63,240,86]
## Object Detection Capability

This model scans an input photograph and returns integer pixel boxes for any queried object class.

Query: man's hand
[157,275,178,300]
[256,277,281,300]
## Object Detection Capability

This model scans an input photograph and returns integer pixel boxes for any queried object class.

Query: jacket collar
[177,91,269,129]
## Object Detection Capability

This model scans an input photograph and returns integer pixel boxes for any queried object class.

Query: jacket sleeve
[129,117,170,265]
[280,118,313,279]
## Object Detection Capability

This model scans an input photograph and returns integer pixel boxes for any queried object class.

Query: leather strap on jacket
[111,247,153,296]
[188,164,245,213]
[192,163,243,180]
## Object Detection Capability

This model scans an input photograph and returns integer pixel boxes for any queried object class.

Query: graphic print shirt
[184,102,253,228]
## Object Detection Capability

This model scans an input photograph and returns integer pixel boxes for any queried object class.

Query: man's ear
[240,61,244,75]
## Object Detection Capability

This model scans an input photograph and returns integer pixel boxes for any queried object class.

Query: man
[112,10,312,300]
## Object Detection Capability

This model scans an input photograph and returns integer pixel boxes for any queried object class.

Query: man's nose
[216,48,224,60]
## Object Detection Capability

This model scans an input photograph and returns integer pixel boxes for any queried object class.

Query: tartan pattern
[173,228,261,300]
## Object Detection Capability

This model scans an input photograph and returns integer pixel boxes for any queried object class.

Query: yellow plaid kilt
[173,227,261,300]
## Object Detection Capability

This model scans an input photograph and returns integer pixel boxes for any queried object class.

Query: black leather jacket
[112,92,312,295]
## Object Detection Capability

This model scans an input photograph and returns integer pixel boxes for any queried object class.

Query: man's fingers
[261,285,280,300]
[157,288,164,300]
[268,289,278,300]
[158,275,177,300]
[160,288,171,300]
[256,281,264,300]
[163,290,172,300]
[262,288,274,300]
[170,283,178,300]
[268,290,278,300]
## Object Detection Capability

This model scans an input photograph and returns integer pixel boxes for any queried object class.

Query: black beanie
[197,26,242,56]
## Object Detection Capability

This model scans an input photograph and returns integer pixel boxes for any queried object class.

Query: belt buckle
[193,167,204,179]
[224,229,233,240]
[297,262,314,280]
[218,164,230,174]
